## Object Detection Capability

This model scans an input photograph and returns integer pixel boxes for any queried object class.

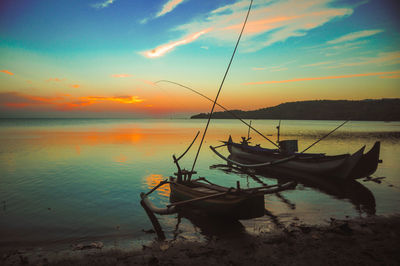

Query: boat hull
[169,178,265,220]
[226,139,368,179]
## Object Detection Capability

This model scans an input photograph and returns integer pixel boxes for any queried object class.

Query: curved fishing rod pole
[191,0,254,173]
[155,80,279,148]
[301,120,349,153]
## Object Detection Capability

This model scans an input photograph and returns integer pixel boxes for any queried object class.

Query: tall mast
[191,0,254,172]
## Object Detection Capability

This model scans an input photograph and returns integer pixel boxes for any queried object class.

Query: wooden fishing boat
[169,173,296,220]
[141,166,297,220]
[210,136,380,179]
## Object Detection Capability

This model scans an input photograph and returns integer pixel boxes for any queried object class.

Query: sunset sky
[0,0,399,118]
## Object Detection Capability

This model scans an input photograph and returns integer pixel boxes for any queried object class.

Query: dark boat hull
[227,140,364,179]
[169,178,265,220]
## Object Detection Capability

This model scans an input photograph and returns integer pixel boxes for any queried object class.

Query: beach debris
[159,242,170,251]
[363,176,385,183]
[142,245,151,251]
[72,241,104,250]
[142,228,156,234]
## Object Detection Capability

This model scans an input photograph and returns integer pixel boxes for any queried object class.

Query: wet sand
[2,215,399,265]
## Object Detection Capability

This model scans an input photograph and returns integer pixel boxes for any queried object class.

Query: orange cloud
[1,70,14,75]
[140,79,157,86]
[225,15,300,34]
[379,74,400,79]
[156,0,185,18]
[84,96,144,104]
[111,74,132,78]
[71,84,80,88]
[143,28,212,58]
[47,78,65,82]
[244,70,400,85]
[0,92,145,112]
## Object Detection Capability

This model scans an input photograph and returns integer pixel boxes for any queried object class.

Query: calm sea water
[0,118,399,249]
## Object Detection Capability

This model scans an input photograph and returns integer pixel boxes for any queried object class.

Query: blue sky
[0,0,399,117]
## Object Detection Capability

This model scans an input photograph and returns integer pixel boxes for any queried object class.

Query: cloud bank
[143,0,354,58]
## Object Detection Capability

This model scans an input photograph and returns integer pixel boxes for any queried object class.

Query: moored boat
[141,166,297,220]
[210,136,380,179]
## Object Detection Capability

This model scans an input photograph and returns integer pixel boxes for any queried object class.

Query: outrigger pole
[191,0,254,172]
[301,120,349,153]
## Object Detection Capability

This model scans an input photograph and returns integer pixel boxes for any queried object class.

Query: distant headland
[190,99,400,121]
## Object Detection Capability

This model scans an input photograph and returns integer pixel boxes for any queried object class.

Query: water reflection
[1,119,398,247]
[146,174,170,197]
[173,209,246,241]
[210,163,376,215]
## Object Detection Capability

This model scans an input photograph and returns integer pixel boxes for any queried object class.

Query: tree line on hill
[190,99,400,121]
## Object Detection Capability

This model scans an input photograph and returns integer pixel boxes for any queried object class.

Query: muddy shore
[2,215,400,265]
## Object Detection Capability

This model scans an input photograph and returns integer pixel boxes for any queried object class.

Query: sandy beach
[2,215,399,266]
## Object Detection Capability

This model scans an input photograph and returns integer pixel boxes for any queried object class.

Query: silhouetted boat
[141,167,296,220]
[210,136,381,180]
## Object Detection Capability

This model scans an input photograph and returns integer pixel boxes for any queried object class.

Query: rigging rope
[301,120,349,153]
[155,80,279,148]
[191,0,254,172]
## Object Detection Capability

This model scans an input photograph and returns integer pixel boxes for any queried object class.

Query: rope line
[191,0,254,172]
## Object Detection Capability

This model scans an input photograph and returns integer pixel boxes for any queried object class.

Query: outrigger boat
[140,135,297,239]
[210,136,381,180]
[139,0,296,240]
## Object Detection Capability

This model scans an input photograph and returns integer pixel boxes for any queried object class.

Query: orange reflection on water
[75,145,81,155]
[113,154,128,163]
[146,174,170,197]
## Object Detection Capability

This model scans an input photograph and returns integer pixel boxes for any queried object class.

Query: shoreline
[2,215,399,265]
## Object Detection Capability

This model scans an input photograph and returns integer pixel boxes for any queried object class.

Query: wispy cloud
[46,78,65,82]
[301,61,334,68]
[327,29,383,45]
[270,67,288,72]
[252,60,295,71]
[142,28,212,58]
[324,51,400,69]
[70,84,80,88]
[379,74,400,79]
[111,74,132,78]
[174,0,353,52]
[244,70,400,85]
[141,0,186,24]
[1,70,14,75]
[92,0,116,9]
[156,0,185,18]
